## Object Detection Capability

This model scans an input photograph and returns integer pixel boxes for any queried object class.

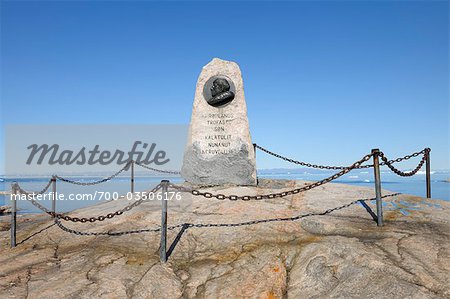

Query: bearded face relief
[203,76,236,107]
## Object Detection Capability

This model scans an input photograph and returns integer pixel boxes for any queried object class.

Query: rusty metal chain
[14,182,162,223]
[183,193,400,228]
[15,185,54,215]
[54,193,400,236]
[55,161,131,186]
[134,161,181,175]
[55,219,162,236]
[14,179,53,196]
[255,144,428,170]
[171,153,374,200]
[379,148,430,177]
[255,144,371,169]
[14,181,56,217]
[56,219,189,236]
[54,184,162,223]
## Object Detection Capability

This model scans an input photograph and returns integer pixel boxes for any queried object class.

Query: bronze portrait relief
[203,75,235,107]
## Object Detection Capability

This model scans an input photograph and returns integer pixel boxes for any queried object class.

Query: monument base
[181,141,257,186]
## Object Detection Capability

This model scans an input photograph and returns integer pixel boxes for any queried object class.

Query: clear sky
[1,1,449,172]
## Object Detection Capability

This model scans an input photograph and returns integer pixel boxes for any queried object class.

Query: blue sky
[1,1,449,171]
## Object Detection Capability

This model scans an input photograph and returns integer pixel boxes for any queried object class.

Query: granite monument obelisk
[181,58,257,186]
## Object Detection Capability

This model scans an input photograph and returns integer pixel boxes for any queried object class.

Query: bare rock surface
[0,205,12,215]
[0,179,449,298]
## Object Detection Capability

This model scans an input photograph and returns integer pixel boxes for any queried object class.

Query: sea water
[258,169,450,201]
[0,170,448,214]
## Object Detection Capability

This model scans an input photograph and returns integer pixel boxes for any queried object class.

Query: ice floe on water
[415,170,436,175]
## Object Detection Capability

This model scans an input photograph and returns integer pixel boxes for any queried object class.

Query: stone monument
[181,58,257,186]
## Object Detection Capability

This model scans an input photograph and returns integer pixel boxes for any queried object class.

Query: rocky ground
[0,204,13,215]
[0,179,449,299]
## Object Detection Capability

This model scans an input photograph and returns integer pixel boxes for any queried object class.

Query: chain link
[14,182,162,223]
[56,220,192,236]
[54,193,400,236]
[171,153,374,200]
[185,193,400,228]
[14,179,53,196]
[55,219,161,236]
[134,161,181,175]
[379,148,429,177]
[255,144,429,170]
[55,161,131,186]
[56,184,162,223]
[255,144,370,169]
[14,180,55,215]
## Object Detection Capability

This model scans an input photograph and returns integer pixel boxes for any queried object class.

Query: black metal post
[253,143,257,183]
[10,183,17,248]
[131,161,135,195]
[425,149,431,198]
[372,149,383,227]
[160,180,169,263]
[52,176,56,221]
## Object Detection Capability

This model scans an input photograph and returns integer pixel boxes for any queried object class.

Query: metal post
[52,176,56,220]
[425,149,431,198]
[10,183,17,248]
[131,160,135,194]
[160,180,169,263]
[372,149,383,227]
[253,143,257,183]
